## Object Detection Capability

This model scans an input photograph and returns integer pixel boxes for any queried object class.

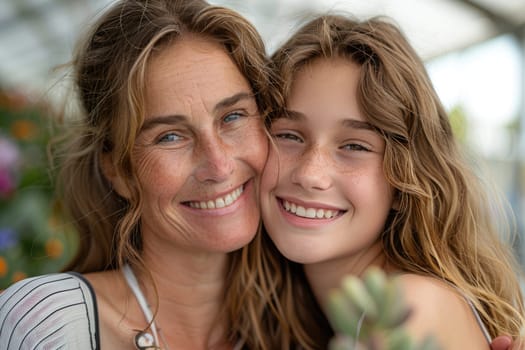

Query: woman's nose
[193,135,234,183]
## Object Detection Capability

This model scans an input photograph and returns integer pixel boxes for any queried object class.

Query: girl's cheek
[261,148,282,190]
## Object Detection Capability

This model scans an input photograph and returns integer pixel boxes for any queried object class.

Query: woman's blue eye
[224,112,243,123]
[158,132,182,143]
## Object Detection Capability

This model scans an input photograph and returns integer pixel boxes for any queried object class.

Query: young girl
[260,14,525,349]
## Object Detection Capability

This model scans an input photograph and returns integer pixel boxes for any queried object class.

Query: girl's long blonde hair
[266,13,525,346]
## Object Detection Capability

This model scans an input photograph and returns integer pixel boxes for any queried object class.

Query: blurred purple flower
[0,170,16,196]
[0,135,20,196]
[0,227,18,250]
[0,135,20,169]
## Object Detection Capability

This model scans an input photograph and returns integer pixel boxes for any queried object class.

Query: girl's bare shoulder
[394,273,490,350]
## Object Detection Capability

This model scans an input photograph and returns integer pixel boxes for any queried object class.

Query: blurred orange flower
[45,238,64,259]
[12,271,27,283]
[0,256,7,277]
[11,119,38,140]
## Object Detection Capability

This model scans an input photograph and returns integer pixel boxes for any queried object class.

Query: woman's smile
[186,183,245,209]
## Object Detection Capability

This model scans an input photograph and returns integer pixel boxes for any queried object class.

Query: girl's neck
[303,240,388,311]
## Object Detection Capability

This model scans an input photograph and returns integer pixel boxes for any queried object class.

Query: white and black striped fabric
[0,272,99,349]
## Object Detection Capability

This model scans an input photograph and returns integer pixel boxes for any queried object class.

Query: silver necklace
[123,264,169,350]
[122,264,244,350]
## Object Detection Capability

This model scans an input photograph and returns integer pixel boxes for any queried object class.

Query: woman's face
[127,35,268,255]
[260,58,395,265]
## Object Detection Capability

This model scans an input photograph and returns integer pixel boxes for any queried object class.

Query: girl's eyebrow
[281,109,305,121]
[141,92,254,132]
[341,119,375,131]
[284,109,375,130]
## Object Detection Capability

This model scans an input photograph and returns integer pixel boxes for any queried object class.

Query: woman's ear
[100,153,131,199]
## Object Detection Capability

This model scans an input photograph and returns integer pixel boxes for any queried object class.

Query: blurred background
[1,0,524,288]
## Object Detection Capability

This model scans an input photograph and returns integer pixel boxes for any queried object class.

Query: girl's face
[261,58,395,265]
[114,36,268,256]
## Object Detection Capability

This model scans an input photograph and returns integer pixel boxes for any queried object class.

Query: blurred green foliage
[0,89,75,289]
[327,267,441,350]
[449,105,468,143]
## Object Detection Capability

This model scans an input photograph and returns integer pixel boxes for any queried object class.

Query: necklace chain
[123,264,170,350]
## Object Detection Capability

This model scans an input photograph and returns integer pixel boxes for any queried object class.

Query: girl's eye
[341,143,370,152]
[274,132,303,143]
[158,132,182,143]
[223,111,244,123]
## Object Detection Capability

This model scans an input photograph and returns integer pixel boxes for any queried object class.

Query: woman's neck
[135,245,232,349]
[303,240,388,313]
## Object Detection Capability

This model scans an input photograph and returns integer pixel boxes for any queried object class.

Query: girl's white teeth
[189,187,243,209]
[283,200,338,219]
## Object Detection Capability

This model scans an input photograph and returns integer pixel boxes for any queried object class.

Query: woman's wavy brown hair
[266,13,525,346]
[53,0,298,348]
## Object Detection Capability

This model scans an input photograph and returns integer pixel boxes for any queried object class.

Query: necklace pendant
[134,331,159,350]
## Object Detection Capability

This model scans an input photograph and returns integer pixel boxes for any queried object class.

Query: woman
[0,0,301,348]
[260,14,525,349]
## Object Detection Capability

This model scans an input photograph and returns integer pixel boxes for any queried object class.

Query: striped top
[0,272,99,350]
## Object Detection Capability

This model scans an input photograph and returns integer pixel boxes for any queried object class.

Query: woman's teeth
[188,186,243,209]
[283,200,339,219]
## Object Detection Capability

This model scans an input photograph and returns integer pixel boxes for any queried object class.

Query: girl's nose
[290,147,332,191]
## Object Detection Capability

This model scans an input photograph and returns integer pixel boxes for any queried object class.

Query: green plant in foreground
[327,267,441,350]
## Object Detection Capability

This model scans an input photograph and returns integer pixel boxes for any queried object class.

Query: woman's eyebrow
[141,115,186,132]
[213,92,254,113]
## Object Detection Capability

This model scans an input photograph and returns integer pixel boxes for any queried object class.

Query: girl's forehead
[287,58,362,115]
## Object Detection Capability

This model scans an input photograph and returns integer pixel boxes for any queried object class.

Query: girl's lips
[277,197,346,221]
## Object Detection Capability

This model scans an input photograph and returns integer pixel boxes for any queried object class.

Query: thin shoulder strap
[122,264,161,346]
[444,279,492,344]
[464,295,492,344]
